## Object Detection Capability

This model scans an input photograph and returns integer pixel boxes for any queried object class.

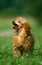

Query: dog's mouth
[12,21,19,29]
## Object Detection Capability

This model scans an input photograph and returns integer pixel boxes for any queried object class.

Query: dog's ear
[23,22,31,31]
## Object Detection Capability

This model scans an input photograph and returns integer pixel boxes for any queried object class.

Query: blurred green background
[0,0,42,23]
[0,0,42,65]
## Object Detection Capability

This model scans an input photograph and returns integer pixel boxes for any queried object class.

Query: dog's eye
[20,26,22,28]
[18,21,20,23]
[20,25,23,28]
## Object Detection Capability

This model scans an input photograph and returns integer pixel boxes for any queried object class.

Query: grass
[0,17,42,65]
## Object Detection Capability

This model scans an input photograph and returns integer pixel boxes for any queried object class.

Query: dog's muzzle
[12,21,18,29]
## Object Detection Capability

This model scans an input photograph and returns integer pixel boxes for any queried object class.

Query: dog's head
[12,17,31,32]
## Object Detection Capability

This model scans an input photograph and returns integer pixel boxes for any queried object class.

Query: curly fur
[12,17,35,57]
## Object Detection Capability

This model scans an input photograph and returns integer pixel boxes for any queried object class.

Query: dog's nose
[12,21,15,25]
[12,21,18,26]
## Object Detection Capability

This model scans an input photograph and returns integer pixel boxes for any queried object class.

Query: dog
[12,17,35,57]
